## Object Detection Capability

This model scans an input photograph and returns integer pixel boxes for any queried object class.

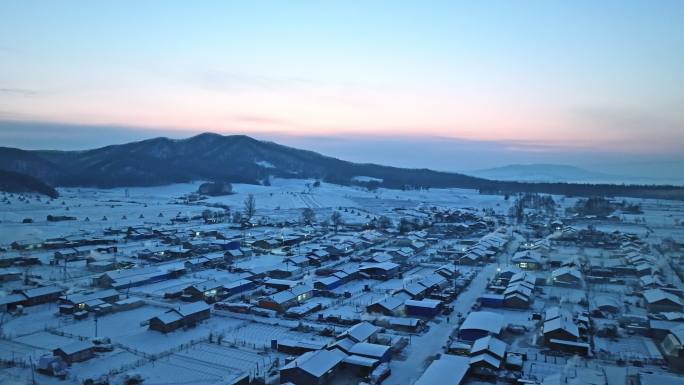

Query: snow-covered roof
[460,311,504,334]
[470,335,507,358]
[543,317,580,338]
[66,289,119,303]
[469,352,500,368]
[551,267,582,281]
[512,250,543,263]
[400,282,428,297]
[414,354,470,385]
[360,262,399,272]
[348,342,390,358]
[343,354,377,367]
[404,299,441,309]
[341,321,378,343]
[22,285,63,298]
[281,348,347,377]
[55,341,93,355]
[418,273,447,288]
[370,296,404,312]
[643,289,682,305]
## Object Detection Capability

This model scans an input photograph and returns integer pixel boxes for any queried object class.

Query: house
[470,335,506,361]
[269,264,303,279]
[388,247,413,263]
[635,263,658,277]
[184,280,225,302]
[417,273,449,292]
[252,238,280,250]
[308,249,330,264]
[258,284,314,313]
[225,279,255,296]
[284,255,311,267]
[405,299,442,318]
[359,262,399,280]
[414,354,470,385]
[511,250,543,270]
[550,267,583,288]
[149,301,211,333]
[224,248,244,261]
[113,297,144,312]
[53,341,95,363]
[339,321,379,343]
[0,268,22,282]
[366,296,405,316]
[87,260,117,272]
[459,311,504,341]
[184,253,224,270]
[348,342,391,362]
[640,275,665,289]
[314,276,343,291]
[342,355,380,378]
[592,295,620,315]
[479,294,505,308]
[276,339,328,355]
[19,285,64,306]
[543,311,580,344]
[0,293,27,311]
[643,289,683,313]
[547,339,590,356]
[279,348,347,385]
[503,292,531,309]
[93,266,182,289]
[369,253,393,264]
[660,324,684,372]
[458,252,482,265]
[285,302,322,318]
[384,317,424,333]
[435,264,458,279]
[469,353,501,371]
[61,289,120,310]
[264,279,298,291]
[395,283,428,300]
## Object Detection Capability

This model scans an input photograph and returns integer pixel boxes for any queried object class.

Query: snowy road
[384,233,521,385]
[383,264,496,385]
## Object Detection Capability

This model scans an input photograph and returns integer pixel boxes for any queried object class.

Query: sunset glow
[1,1,683,158]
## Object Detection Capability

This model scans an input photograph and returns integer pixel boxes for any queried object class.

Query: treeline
[0,170,59,198]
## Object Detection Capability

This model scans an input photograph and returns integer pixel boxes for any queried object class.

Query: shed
[53,341,94,363]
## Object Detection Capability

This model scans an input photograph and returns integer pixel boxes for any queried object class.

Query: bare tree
[376,215,392,230]
[330,211,343,233]
[302,208,316,225]
[244,194,256,220]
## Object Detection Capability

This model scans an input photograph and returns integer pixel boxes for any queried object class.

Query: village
[1,178,684,385]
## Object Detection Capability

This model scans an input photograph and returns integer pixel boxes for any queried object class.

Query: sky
[1,1,683,179]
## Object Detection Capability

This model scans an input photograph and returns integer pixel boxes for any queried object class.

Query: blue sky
[1,1,683,178]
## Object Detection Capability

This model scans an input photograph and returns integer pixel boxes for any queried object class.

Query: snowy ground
[2,179,684,385]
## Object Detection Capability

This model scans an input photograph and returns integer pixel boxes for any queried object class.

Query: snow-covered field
[2,178,684,385]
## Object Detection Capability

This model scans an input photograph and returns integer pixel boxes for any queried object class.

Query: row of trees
[235,194,411,234]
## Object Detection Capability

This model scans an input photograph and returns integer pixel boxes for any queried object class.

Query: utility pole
[29,355,36,385]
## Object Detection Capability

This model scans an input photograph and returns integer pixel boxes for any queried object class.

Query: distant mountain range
[1,133,684,200]
[468,164,615,183]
